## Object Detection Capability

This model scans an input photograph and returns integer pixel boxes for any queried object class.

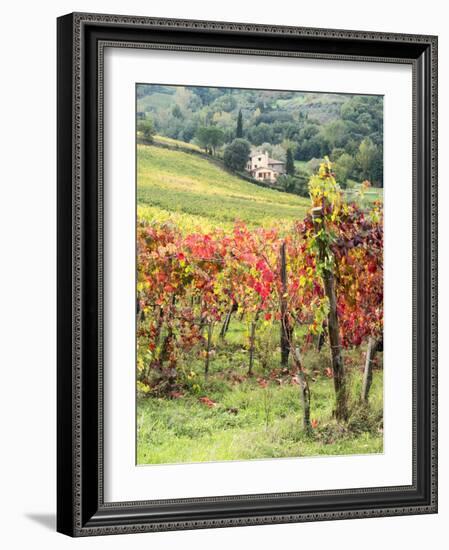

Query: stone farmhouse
[246,151,286,183]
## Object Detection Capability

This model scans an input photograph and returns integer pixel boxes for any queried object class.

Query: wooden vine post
[220,301,237,339]
[280,241,292,367]
[278,241,311,433]
[248,309,260,375]
[204,322,214,380]
[361,337,377,402]
[311,205,349,421]
[292,347,312,434]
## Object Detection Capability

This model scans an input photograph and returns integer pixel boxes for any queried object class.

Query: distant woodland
[137,85,384,188]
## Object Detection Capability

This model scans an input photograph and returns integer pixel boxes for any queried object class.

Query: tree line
[137,85,384,187]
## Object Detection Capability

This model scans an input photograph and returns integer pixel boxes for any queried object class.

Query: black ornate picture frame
[57,12,438,537]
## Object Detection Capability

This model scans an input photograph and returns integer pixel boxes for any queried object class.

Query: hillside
[137,84,384,187]
[137,144,309,231]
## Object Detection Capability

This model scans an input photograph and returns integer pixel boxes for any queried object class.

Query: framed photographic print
[57,12,438,536]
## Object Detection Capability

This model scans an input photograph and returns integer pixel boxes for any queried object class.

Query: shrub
[137,117,154,142]
[277,170,309,197]
[306,157,323,174]
[195,126,225,155]
[223,139,251,171]
[334,152,355,189]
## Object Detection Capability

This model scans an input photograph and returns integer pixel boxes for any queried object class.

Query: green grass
[344,184,383,206]
[137,319,383,464]
[137,356,383,464]
[137,144,309,230]
[364,186,383,199]
[153,134,203,152]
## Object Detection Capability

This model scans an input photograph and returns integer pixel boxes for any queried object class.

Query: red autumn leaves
[137,202,383,389]
[199,396,217,408]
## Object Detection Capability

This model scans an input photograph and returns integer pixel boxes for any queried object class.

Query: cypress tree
[286,148,295,176]
[236,109,243,138]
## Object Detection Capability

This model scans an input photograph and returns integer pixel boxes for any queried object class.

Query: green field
[137,144,309,230]
[137,332,383,464]
[138,376,383,464]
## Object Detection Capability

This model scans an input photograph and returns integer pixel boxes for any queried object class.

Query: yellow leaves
[369,202,382,224]
[137,380,151,395]
[137,278,150,293]
[310,296,330,331]
[308,156,342,217]
[318,156,333,179]
[137,356,145,373]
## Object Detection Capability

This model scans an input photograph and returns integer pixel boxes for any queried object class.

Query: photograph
[53,8,437,538]
[135,83,384,465]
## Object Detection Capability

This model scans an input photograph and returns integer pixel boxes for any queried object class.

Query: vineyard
[137,149,384,464]
[137,144,310,229]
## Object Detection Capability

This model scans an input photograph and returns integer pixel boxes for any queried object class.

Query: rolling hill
[137,144,310,232]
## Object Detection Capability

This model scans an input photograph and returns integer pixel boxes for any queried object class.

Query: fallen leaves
[168,391,184,399]
[199,396,217,408]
